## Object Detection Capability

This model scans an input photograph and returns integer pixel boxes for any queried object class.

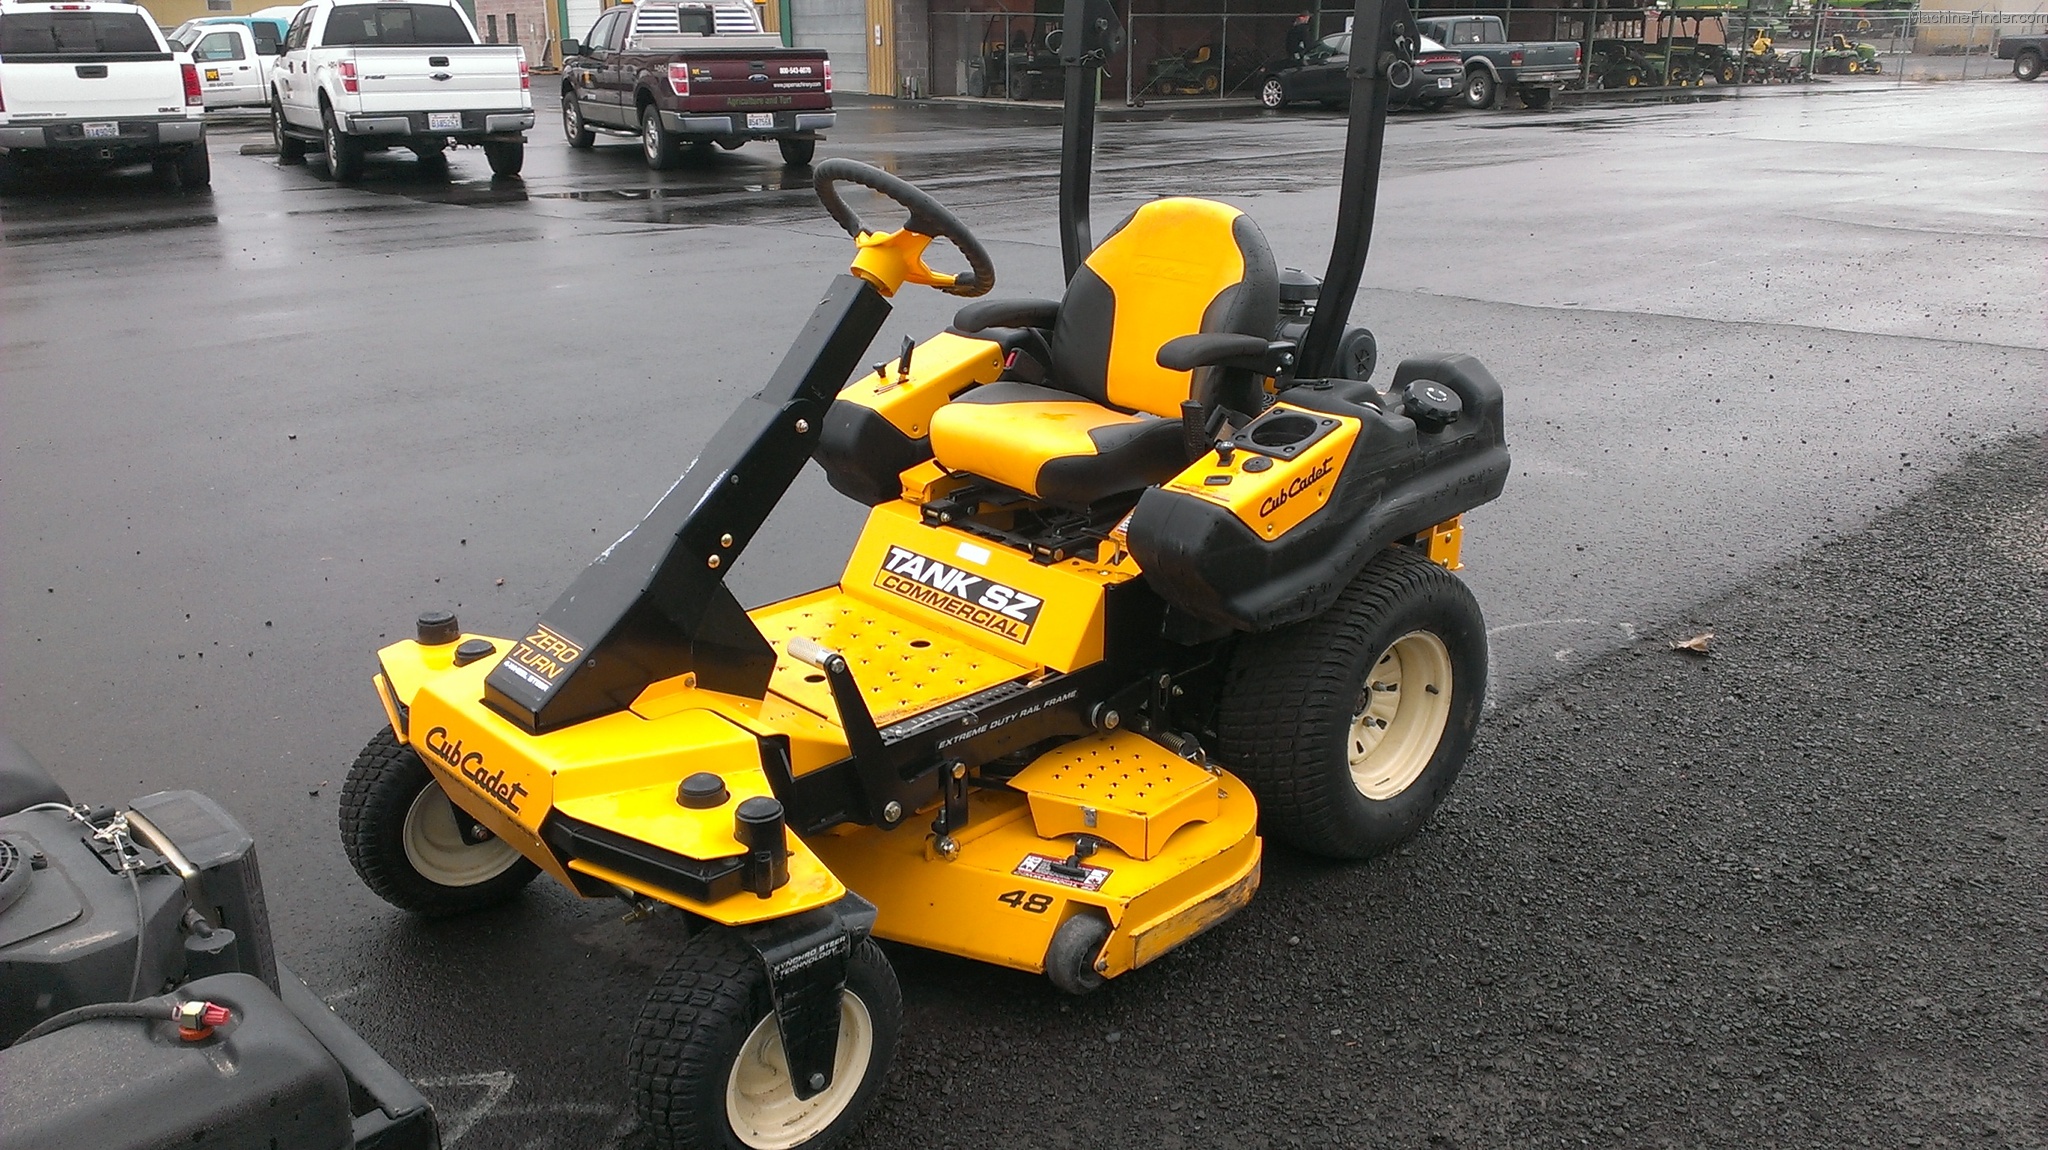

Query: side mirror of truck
[561,38,582,57]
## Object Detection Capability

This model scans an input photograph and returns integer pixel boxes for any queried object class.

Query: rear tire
[273,94,306,164]
[1462,67,1495,108]
[1518,85,1554,110]
[641,103,679,170]
[321,104,363,183]
[631,927,900,1150]
[1216,547,1487,860]
[2016,49,2042,80]
[171,142,211,188]
[339,728,539,916]
[777,137,816,166]
[483,140,524,177]
[563,92,596,147]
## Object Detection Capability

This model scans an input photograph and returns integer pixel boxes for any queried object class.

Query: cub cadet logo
[1257,457,1336,519]
[424,726,528,813]
[501,624,583,693]
[874,546,1042,643]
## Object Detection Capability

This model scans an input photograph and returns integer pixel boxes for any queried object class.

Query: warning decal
[1013,852,1112,892]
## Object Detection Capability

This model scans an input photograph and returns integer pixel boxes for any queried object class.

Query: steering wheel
[813,158,995,298]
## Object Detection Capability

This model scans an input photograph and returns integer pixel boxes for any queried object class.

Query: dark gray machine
[0,734,438,1150]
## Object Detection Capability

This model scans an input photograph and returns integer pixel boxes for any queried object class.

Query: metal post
[1126,8,1135,105]
[1218,7,1227,101]
[1807,0,1823,79]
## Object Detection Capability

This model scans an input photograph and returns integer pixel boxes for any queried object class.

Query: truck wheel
[1518,86,1554,110]
[1260,77,1288,108]
[631,926,901,1150]
[777,137,815,166]
[272,95,306,164]
[1462,67,1495,108]
[339,728,539,917]
[0,152,22,193]
[321,105,363,183]
[563,93,596,148]
[2016,50,2043,80]
[483,140,524,177]
[413,145,450,178]
[1216,547,1486,860]
[641,104,680,170]
[173,142,211,188]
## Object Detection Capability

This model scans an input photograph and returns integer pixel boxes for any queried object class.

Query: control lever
[1048,835,1100,879]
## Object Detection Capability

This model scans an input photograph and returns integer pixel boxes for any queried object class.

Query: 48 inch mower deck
[338,1,1509,1146]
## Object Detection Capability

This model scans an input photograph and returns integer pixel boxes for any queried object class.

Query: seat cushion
[929,382,1188,508]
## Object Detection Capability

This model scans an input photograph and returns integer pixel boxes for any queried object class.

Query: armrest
[1157,333,1298,375]
[952,298,1060,334]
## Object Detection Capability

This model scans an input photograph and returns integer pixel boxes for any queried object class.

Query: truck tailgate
[343,46,525,112]
[1519,42,1579,68]
[0,58,184,117]
[682,50,829,111]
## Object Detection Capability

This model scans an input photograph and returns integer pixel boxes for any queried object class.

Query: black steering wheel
[813,158,995,298]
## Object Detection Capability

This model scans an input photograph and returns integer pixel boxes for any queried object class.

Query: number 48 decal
[997,890,1053,913]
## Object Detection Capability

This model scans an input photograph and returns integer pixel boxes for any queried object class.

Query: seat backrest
[1047,197,1279,419]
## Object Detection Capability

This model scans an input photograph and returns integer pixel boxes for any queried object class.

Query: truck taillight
[1574,43,1583,63]
[668,62,690,96]
[339,60,358,94]
[519,59,530,90]
[822,59,832,92]
[181,62,203,105]
[1509,49,1524,65]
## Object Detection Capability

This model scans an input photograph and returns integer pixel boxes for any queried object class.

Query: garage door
[790,0,867,94]
[563,0,600,40]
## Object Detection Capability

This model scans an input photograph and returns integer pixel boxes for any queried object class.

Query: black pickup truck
[558,0,833,168]
[1415,15,1582,109]
[1996,32,2044,80]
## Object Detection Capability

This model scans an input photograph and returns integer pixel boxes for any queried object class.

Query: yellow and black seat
[930,197,1279,508]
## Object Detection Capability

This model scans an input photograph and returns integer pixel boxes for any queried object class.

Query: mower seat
[931,197,1279,508]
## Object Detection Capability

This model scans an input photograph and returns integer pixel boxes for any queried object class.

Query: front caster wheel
[1217,547,1487,860]
[339,728,539,916]
[632,927,901,1150]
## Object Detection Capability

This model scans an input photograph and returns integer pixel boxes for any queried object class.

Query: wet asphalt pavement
[3,81,2044,1147]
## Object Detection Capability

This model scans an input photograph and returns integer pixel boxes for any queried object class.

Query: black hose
[14,995,174,1046]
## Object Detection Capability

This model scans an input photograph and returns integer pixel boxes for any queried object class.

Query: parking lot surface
[3,81,2042,1147]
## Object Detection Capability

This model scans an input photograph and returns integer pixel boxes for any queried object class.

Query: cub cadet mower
[338,0,1509,1146]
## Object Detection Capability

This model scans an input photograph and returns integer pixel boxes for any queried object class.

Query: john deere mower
[338,0,1509,1145]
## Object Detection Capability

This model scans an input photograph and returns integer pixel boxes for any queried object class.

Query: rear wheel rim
[725,992,874,1150]
[1262,78,1284,107]
[401,784,521,887]
[643,114,659,161]
[1347,631,1454,800]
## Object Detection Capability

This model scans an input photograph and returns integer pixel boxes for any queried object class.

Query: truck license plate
[83,121,118,138]
[1437,77,1454,89]
[428,112,462,130]
[746,112,774,130]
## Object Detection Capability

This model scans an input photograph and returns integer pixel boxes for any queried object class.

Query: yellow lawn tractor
[338,0,1509,1146]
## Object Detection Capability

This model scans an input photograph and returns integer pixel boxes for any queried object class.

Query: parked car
[1258,32,1466,111]
[1994,32,2043,80]
[1414,15,1581,110]
[0,0,209,188]
[558,1,832,168]
[167,18,280,109]
[270,0,534,182]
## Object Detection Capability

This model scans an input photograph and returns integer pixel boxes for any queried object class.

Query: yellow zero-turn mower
[339,0,1508,1145]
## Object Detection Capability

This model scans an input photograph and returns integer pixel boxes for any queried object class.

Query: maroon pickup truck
[559,1,831,168]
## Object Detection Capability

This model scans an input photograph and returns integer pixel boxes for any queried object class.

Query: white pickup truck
[167,17,281,109]
[0,0,209,187]
[270,0,533,181]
